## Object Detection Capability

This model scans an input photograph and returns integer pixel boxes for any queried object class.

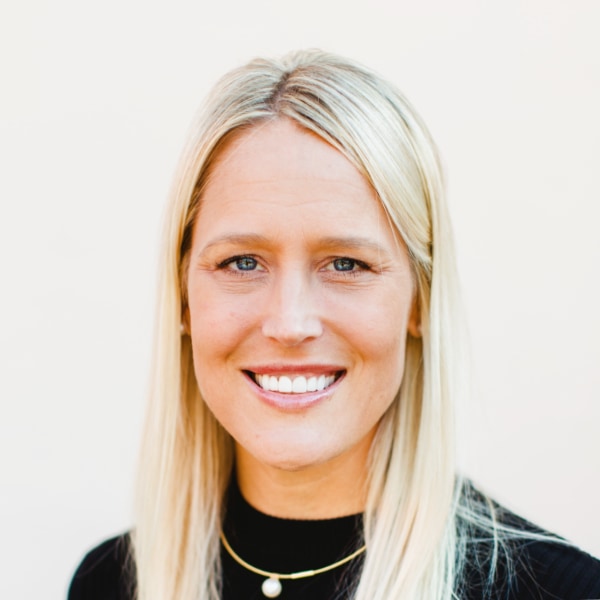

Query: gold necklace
[220,530,366,598]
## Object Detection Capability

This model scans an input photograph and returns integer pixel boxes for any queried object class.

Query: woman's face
[186,119,419,474]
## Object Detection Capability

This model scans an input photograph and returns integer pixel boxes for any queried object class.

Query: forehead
[201,119,379,211]
[191,118,403,254]
[207,119,368,191]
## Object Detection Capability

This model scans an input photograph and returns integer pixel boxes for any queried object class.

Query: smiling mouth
[245,371,345,394]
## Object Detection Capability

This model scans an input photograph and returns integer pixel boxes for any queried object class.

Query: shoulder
[515,537,600,599]
[458,483,600,599]
[68,534,135,600]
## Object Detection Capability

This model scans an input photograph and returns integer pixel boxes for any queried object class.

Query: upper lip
[243,364,345,376]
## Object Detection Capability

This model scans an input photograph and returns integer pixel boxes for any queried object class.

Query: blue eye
[232,256,258,271]
[217,255,260,271]
[332,258,358,271]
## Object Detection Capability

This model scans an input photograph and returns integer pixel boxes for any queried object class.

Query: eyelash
[215,255,372,276]
[216,255,260,272]
[327,257,371,274]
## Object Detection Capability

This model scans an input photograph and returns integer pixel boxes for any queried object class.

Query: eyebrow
[198,234,272,255]
[198,234,390,256]
[316,236,390,254]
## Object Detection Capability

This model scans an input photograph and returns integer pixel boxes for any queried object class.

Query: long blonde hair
[133,50,471,600]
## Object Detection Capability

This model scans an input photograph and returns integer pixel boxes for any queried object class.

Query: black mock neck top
[68,482,600,599]
[220,479,364,600]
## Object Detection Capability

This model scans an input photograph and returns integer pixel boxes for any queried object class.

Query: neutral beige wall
[1,1,598,598]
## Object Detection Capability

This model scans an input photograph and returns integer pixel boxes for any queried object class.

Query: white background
[1,1,599,598]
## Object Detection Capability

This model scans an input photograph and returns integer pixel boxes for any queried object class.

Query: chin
[240,435,343,473]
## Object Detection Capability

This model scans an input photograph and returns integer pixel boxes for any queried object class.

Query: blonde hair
[132,50,482,600]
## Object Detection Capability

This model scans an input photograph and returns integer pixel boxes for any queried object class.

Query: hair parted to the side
[131,49,483,600]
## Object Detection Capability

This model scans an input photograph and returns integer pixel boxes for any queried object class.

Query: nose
[261,269,323,347]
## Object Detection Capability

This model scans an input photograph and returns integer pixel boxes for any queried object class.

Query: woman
[69,50,600,600]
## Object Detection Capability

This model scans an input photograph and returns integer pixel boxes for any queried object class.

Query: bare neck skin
[235,427,374,520]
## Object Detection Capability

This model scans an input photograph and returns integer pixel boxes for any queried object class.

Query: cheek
[341,295,410,400]
[332,289,410,351]
[188,288,259,353]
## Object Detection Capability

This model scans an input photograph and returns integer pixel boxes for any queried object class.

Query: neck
[235,439,371,519]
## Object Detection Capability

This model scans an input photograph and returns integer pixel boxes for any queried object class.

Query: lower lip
[244,372,345,411]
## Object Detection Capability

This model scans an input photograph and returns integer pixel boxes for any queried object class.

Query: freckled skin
[186,119,419,517]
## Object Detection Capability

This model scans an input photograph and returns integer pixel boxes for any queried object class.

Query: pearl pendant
[261,577,282,598]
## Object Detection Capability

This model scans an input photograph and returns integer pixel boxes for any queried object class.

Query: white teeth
[278,376,292,393]
[255,373,337,394]
[292,377,307,393]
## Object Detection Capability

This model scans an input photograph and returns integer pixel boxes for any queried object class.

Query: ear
[407,296,421,338]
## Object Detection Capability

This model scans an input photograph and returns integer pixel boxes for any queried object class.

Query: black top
[69,483,600,600]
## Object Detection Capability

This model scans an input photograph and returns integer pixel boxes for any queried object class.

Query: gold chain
[220,529,366,580]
